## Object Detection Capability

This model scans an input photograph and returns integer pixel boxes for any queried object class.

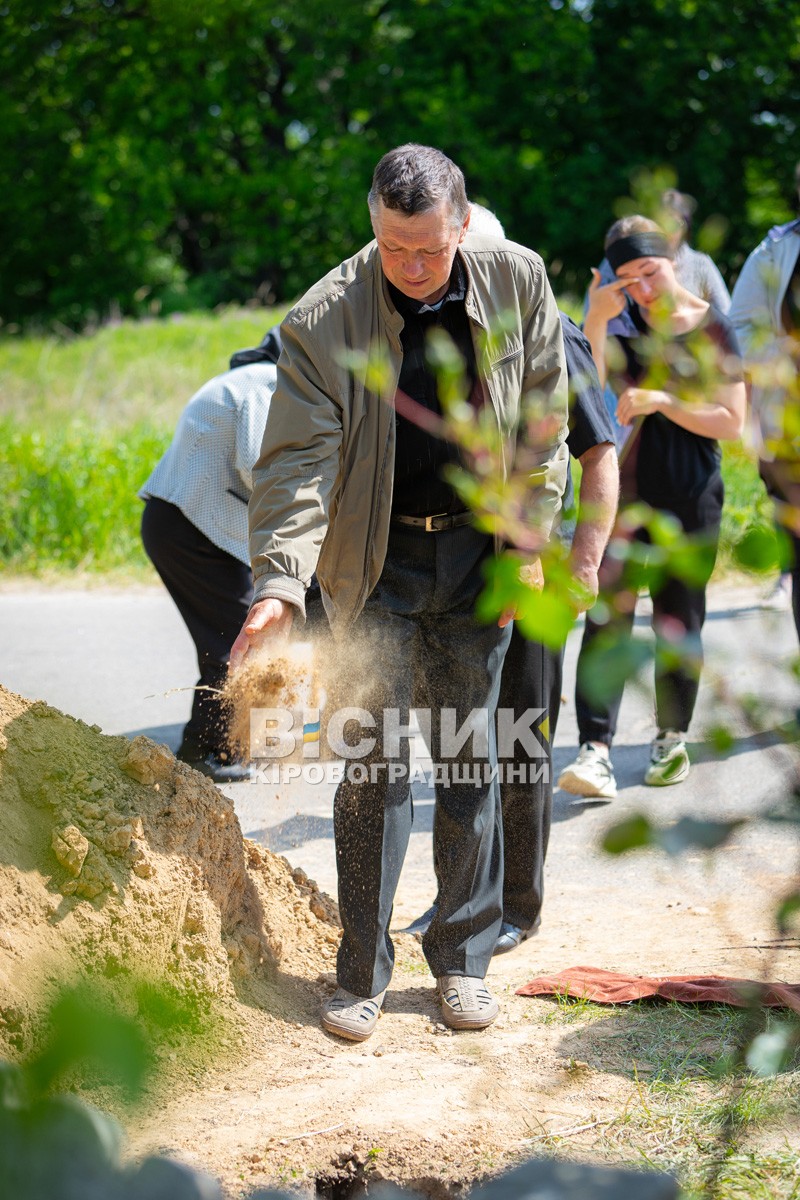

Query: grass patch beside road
[0,309,284,576]
[0,308,774,579]
[721,442,776,552]
[527,997,800,1199]
[0,417,165,573]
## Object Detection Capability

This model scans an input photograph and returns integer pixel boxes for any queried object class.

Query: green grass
[0,307,287,429]
[0,417,166,573]
[0,306,775,580]
[720,442,777,567]
[528,999,800,1199]
[0,308,286,577]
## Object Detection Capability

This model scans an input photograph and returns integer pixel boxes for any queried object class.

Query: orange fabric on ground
[516,965,800,1013]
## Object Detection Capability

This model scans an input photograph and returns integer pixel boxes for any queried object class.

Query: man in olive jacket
[231,144,568,1041]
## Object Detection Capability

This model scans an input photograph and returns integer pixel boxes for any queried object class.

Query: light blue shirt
[140,362,277,564]
[729,219,800,457]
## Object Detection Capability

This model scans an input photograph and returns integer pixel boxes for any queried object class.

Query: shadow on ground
[122,722,184,750]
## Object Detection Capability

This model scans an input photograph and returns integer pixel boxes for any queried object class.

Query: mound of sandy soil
[0,684,339,1056]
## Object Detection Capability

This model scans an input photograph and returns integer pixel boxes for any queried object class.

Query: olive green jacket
[248,232,569,634]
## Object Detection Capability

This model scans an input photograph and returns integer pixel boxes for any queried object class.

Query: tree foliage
[2,0,799,327]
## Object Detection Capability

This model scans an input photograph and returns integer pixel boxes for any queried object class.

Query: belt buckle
[425,513,447,532]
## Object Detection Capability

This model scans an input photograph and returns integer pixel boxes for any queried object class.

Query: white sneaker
[557,743,617,800]
[762,574,792,611]
[644,731,690,786]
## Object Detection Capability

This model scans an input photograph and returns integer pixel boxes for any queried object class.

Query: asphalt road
[1,578,798,933]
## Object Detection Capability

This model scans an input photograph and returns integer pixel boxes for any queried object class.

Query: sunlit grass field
[0,309,285,577]
[0,308,774,580]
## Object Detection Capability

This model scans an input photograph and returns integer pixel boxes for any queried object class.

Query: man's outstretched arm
[569,441,619,611]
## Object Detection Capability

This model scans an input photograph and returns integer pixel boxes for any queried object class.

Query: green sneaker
[644,732,690,786]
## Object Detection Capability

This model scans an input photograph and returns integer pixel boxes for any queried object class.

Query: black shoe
[400,903,438,936]
[493,919,538,956]
[175,739,205,763]
[184,753,254,783]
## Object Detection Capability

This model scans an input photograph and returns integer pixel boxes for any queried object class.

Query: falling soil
[1,681,799,1199]
[223,640,320,762]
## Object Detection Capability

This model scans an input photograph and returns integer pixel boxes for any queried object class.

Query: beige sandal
[321,987,386,1041]
[437,975,499,1030]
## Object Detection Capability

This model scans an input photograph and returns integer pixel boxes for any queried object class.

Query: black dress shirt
[389,255,481,515]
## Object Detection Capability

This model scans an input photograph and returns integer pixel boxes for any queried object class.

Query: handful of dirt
[223,639,322,763]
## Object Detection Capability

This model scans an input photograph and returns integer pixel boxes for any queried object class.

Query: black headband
[606,232,672,272]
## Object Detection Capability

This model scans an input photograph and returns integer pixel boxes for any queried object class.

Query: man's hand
[229,599,294,672]
[616,386,665,425]
[498,558,544,628]
[568,560,600,613]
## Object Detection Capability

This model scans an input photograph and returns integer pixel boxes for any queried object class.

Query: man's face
[372,199,470,305]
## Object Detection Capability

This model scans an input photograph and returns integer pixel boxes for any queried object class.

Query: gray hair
[367,144,469,227]
[468,203,505,239]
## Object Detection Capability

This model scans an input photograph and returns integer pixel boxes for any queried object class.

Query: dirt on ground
[1,682,799,1199]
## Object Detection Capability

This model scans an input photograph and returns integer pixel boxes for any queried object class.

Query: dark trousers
[141,497,253,758]
[497,626,563,932]
[575,480,723,746]
[331,523,511,997]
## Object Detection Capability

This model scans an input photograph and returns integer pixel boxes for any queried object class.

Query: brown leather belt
[391,511,474,533]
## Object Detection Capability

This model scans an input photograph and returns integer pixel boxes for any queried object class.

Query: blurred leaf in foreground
[733,523,780,573]
[603,814,744,857]
[776,891,800,935]
[25,989,150,1102]
[577,627,653,707]
[745,1024,800,1077]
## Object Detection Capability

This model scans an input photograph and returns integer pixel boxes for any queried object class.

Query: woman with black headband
[558,216,746,799]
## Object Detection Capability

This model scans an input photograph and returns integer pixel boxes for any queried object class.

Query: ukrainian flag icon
[303,714,321,758]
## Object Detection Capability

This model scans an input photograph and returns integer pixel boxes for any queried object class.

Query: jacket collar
[370,243,406,341]
[768,217,800,241]
[461,248,489,331]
